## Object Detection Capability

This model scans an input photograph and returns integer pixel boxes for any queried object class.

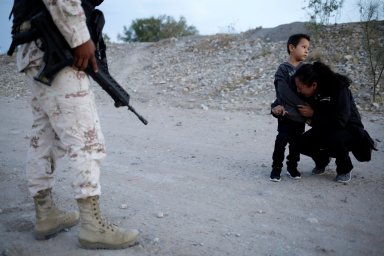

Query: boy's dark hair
[287,34,310,54]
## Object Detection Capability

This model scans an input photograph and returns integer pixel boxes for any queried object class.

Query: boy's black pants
[272,118,305,170]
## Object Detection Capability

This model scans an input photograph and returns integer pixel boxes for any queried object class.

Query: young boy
[270,34,310,182]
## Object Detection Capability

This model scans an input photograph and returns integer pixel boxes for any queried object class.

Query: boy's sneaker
[287,168,301,180]
[336,172,352,183]
[270,168,281,182]
[312,167,326,175]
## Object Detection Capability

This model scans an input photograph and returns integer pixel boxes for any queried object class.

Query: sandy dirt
[1,93,384,256]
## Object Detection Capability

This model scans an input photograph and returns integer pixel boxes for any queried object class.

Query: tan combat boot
[33,188,79,240]
[77,196,139,249]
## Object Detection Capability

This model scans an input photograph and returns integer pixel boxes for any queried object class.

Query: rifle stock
[30,11,148,125]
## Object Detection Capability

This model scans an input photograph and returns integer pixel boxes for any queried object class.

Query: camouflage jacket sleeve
[42,0,90,48]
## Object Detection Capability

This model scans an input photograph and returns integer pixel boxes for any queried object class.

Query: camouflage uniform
[17,0,106,199]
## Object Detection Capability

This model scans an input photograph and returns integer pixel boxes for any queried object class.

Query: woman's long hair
[294,61,351,96]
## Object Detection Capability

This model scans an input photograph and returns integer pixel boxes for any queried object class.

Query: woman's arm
[333,85,352,128]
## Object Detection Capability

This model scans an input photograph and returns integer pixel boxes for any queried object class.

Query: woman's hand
[297,104,314,118]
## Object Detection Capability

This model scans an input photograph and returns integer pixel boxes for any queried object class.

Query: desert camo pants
[25,66,106,199]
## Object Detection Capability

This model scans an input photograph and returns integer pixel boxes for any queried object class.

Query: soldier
[10,0,139,249]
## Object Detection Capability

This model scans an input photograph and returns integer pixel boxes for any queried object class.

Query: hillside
[1,21,383,113]
[105,21,383,113]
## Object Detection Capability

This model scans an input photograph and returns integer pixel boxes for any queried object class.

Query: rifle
[9,10,148,125]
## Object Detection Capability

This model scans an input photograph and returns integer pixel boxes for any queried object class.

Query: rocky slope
[1,21,383,113]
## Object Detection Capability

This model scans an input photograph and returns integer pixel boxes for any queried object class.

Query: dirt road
[1,95,384,256]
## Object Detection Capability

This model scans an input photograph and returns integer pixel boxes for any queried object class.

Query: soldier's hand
[73,40,98,72]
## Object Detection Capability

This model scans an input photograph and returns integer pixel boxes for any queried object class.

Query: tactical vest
[8,0,105,58]
[9,0,104,34]
[9,0,45,34]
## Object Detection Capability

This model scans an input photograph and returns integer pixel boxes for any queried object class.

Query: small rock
[306,218,319,224]
[200,104,209,110]
[120,204,128,209]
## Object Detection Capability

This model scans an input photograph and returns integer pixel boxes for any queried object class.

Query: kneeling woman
[294,61,375,183]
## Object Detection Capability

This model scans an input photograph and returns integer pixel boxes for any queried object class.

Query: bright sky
[0,0,361,52]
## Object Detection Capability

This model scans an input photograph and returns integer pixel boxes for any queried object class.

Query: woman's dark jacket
[308,80,376,161]
[310,80,363,132]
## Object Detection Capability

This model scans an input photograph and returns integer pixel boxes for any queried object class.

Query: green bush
[118,15,198,42]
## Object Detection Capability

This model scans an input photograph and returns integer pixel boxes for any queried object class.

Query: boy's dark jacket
[272,62,306,123]
[309,80,376,162]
